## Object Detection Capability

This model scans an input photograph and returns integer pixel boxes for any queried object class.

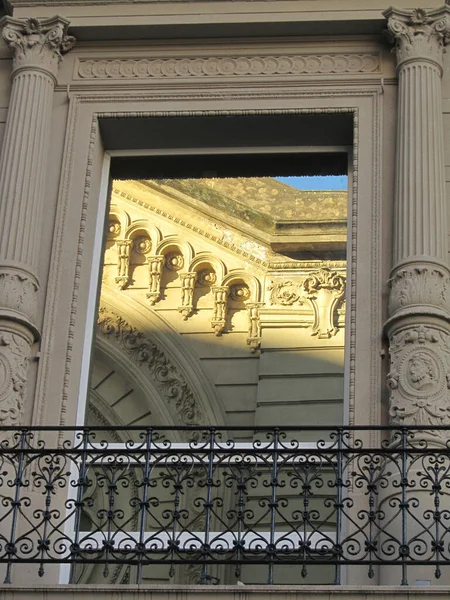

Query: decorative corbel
[147,255,165,305]
[179,272,197,320]
[245,302,264,352]
[115,240,132,290]
[303,269,346,339]
[211,286,229,336]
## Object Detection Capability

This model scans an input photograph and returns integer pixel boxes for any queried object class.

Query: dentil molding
[2,16,75,77]
[384,6,450,70]
[77,53,380,80]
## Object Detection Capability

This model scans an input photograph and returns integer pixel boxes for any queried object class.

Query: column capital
[383,6,450,70]
[1,15,75,78]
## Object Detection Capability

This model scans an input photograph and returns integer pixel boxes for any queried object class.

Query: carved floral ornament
[384,6,450,69]
[2,16,75,76]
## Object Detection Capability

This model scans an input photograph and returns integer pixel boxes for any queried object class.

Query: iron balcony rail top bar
[0,426,450,586]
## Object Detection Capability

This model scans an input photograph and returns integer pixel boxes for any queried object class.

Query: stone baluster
[383,7,450,442]
[211,286,229,336]
[0,17,75,426]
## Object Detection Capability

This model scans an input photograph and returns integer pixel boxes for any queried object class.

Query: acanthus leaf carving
[388,265,450,317]
[2,16,75,77]
[0,268,39,324]
[97,308,204,427]
[384,7,450,69]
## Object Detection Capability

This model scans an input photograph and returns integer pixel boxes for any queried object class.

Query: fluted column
[384,7,450,442]
[0,17,75,426]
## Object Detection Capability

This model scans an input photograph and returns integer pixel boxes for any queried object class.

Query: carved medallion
[165,252,184,271]
[133,235,151,255]
[229,284,250,302]
[197,269,216,286]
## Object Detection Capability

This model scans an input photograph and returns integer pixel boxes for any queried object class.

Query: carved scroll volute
[245,302,264,353]
[115,240,132,290]
[147,255,164,305]
[303,269,346,339]
[211,286,229,336]
[179,272,197,320]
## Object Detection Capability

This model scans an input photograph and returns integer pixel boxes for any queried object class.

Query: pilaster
[0,16,75,425]
[384,6,450,440]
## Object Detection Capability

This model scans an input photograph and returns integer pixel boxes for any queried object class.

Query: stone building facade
[1,0,450,597]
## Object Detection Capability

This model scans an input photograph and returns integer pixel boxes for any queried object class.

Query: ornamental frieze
[77,53,380,80]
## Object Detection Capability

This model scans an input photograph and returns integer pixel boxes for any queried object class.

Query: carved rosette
[165,252,184,271]
[384,7,450,70]
[2,16,75,78]
[115,240,132,290]
[97,308,204,427]
[388,265,450,318]
[132,235,151,255]
[179,272,197,320]
[387,324,450,441]
[147,255,164,305]
[0,326,33,427]
[211,286,229,336]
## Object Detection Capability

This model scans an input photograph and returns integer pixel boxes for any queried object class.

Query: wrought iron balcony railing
[0,426,450,586]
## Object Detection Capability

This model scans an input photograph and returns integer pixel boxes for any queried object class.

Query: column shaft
[0,16,74,426]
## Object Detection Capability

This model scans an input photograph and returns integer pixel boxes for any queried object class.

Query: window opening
[75,155,349,585]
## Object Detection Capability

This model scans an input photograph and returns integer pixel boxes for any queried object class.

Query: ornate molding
[388,324,450,439]
[304,269,346,339]
[179,272,197,321]
[388,265,450,318]
[384,7,450,70]
[147,255,164,305]
[115,240,132,290]
[97,307,204,427]
[246,302,263,353]
[77,53,380,81]
[268,268,346,338]
[0,326,33,427]
[211,286,229,336]
[0,268,39,327]
[2,16,75,77]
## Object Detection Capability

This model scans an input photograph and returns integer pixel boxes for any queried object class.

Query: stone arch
[91,289,226,428]
[222,270,262,302]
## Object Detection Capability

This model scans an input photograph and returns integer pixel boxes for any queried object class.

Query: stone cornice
[76,52,380,80]
[1,15,75,77]
[383,6,450,70]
